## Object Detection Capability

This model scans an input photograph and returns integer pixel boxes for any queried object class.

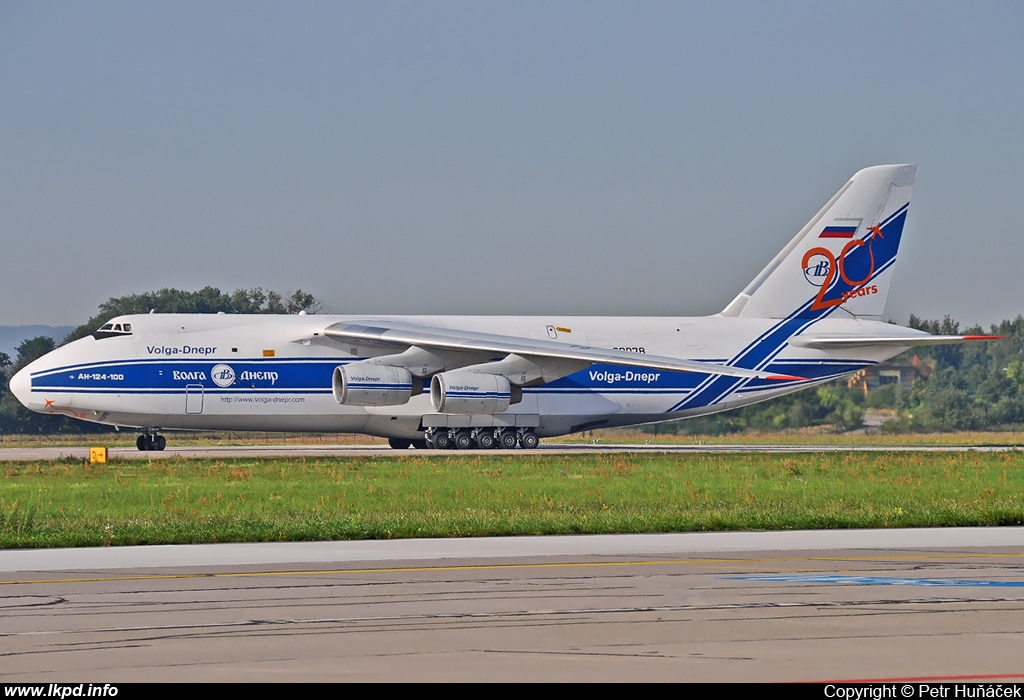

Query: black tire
[412,439,429,450]
[432,431,453,450]
[454,430,474,450]
[155,435,167,451]
[498,430,518,449]
[520,431,539,449]
[475,431,497,449]
[136,435,148,451]
[388,437,412,450]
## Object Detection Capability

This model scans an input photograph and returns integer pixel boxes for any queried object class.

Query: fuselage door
[185,384,204,414]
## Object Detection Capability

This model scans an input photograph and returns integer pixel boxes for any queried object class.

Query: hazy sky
[2,1,1022,329]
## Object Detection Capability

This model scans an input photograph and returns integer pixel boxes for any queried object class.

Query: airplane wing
[321,320,806,382]
[792,334,1003,349]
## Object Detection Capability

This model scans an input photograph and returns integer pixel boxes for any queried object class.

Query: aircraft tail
[720,164,916,321]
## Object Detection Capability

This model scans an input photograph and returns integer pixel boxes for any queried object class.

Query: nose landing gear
[136,433,166,451]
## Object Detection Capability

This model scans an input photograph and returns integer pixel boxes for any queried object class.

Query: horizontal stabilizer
[791,334,1003,350]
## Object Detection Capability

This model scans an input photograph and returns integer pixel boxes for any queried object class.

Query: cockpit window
[92,321,134,340]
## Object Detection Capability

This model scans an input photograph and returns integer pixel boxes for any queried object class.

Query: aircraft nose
[8,365,37,411]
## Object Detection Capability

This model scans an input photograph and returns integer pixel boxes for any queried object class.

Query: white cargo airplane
[10,165,997,450]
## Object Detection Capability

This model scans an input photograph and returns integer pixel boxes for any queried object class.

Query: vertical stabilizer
[720,164,916,321]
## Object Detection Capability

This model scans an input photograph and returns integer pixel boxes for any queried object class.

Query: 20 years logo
[801,224,883,310]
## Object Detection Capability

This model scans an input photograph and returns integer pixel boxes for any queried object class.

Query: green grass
[3,451,1024,548]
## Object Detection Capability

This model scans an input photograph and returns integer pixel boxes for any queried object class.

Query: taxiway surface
[3,529,1024,682]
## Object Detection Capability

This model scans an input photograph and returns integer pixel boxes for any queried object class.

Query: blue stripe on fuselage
[31,356,871,401]
[30,358,352,393]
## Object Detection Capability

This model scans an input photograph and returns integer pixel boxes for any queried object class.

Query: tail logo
[802,254,832,287]
[801,223,882,311]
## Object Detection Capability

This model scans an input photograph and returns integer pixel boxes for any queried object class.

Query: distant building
[847,356,929,394]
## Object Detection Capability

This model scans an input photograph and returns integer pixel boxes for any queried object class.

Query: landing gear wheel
[475,430,497,449]
[519,431,539,450]
[498,430,518,450]
[388,438,412,450]
[412,440,429,450]
[137,434,165,451]
[432,430,453,450]
[454,430,474,450]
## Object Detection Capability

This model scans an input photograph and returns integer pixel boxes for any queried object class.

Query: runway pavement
[2,529,1024,682]
[1,440,1021,460]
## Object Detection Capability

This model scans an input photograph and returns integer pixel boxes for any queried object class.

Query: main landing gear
[414,427,540,450]
[136,433,166,451]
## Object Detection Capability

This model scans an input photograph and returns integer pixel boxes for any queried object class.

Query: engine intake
[334,362,414,406]
[430,370,514,414]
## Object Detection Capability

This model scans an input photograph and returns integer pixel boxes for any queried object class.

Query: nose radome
[8,366,37,411]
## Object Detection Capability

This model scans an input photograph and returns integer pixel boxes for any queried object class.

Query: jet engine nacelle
[430,370,513,414]
[333,362,413,406]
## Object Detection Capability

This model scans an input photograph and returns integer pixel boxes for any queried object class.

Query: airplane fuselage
[12,312,907,440]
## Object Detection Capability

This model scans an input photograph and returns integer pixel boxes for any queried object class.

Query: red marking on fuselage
[44,399,85,419]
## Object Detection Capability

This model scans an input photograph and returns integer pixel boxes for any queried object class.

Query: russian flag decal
[819,225,858,239]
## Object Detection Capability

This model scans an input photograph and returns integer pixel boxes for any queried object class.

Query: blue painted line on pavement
[728,575,1024,587]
